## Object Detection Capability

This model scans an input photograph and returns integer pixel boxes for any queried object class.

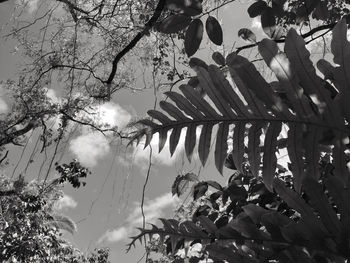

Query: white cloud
[98,227,129,243]
[69,103,131,167]
[98,193,179,244]
[69,132,110,167]
[127,193,180,224]
[96,102,131,129]
[55,194,78,211]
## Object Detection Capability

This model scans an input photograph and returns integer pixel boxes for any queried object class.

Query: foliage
[129,18,350,262]
[0,174,109,262]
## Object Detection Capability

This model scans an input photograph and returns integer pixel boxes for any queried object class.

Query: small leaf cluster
[156,0,223,56]
[55,160,91,188]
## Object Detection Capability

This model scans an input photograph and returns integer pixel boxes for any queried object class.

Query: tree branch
[236,23,335,54]
[104,0,166,85]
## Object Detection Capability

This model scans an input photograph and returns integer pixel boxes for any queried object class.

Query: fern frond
[131,20,350,191]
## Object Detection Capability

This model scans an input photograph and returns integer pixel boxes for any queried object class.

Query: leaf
[242,204,269,224]
[262,122,282,191]
[238,28,257,43]
[215,122,229,174]
[158,130,168,153]
[325,175,350,221]
[170,127,182,156]
[197,215,217,234]
[226,53,281,118]
[179,84,219,118]
[160,101,189,121]
[273,179,315,218]
[304,126,322,180]
[232,122,246,172]
[208,64,251,118]
[185,19,203,56]
[185,124,197,162]
[248,0,268,18]
[261,7,276,38]
[197,67,235,118]
[205,16,223,45]
[287,123,304,193]
[312,1,329,21]
[147,109,172,124]
[224,152,237,170]
[206,244,255,263]
[333,138,350,185]
[166,0,203,16]
[285,29,340,125]
[193,182,208,200]
[212,51,225,66]
[206,180,222,191]
[198,124,213,166]
[189,57,208,70]
[157,14,192,33]
[165,91,205,119]
[331,18,350,122]
[259,38,315,119]
[303,175,341,237]
[247,122,264,177]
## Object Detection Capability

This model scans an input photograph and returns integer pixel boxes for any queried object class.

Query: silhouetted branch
[236,23,335,54]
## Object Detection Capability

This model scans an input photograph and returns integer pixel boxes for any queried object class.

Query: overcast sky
[0,1,260,262]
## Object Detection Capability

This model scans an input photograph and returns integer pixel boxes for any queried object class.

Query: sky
[0,0,296,262]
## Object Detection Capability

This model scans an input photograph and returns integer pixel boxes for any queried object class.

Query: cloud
[55,194,78,211]
[98,193,179,244]
[127,193,180,224]
[96,102,131,129]
[69,132,110,167]
[69,103,131,167]
[99,227,129,243]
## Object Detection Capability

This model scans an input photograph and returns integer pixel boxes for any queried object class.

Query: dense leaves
[0,175,110,262]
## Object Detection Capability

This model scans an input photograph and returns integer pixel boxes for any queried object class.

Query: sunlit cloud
[55,194,78,211]
[69,132,110,167]
[98,227,129,243]
[96,102,131,129]
[69,103,131,167]
[98,193,180,244]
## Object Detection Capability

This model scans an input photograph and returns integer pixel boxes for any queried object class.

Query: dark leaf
[238,28,257,43]
[157,14,192,34]
[261,7,276,38]
[205,16,223,45]
[206,180,222,191]
[193,182,208,200]
[212,51,225,66]
[247,0,268,18]
[185,19,204,56]
[189,57,208,69]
